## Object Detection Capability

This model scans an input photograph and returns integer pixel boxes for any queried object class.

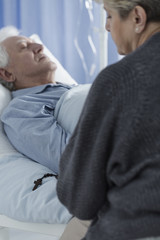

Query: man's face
[2,36,57,89]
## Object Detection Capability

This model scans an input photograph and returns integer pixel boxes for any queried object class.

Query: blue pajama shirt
[1,83,73,173]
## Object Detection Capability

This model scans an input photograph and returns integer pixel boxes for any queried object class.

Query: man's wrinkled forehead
[2,35,32,49]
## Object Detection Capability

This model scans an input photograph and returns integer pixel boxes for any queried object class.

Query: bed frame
[0,215,66,240]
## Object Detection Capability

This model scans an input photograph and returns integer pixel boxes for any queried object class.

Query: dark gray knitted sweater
[57,33,160,240]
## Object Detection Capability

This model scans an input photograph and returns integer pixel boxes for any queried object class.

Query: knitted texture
[57,33,160,240]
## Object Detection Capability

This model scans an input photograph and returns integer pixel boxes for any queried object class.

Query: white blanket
[55,84,91,134]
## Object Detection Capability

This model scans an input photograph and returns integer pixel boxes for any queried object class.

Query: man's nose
[31,43,44,53]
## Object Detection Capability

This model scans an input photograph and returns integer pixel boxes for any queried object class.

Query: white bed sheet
[0,215,66,240]
[8,229,59,240]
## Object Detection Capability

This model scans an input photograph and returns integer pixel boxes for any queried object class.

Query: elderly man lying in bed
[0,28,91,174]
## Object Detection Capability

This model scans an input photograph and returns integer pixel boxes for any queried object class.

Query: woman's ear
[0,68,15,83]
[133,6,147,33]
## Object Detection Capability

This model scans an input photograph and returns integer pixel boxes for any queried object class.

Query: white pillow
[30,34,77,85]
[0,84,11,115]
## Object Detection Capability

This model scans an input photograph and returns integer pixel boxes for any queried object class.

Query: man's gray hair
[0,26,19,90]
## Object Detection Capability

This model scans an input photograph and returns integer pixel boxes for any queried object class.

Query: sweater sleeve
[57,67,117,220]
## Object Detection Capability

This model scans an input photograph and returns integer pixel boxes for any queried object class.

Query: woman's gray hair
[95,0,160,22]
[0,26,19,90]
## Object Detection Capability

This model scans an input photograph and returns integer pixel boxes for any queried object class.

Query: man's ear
[0,68,15,82]
[133,6,147,33]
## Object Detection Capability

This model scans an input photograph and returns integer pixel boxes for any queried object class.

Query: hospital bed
[0,33,89,239]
